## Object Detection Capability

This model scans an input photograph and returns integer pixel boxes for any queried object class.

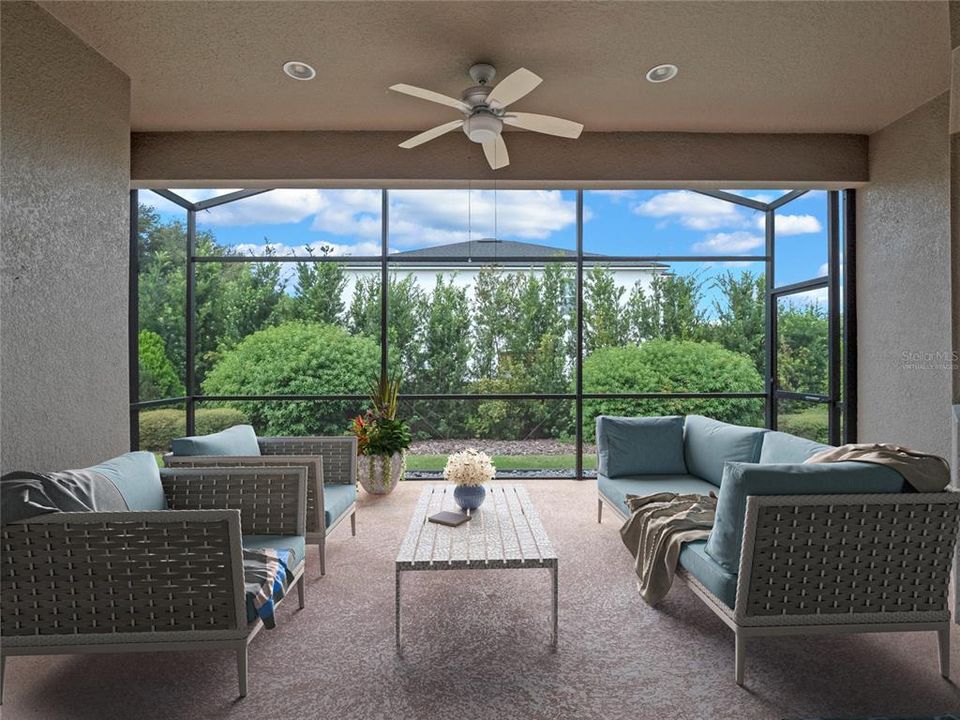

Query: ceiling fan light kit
[389,63,584,170]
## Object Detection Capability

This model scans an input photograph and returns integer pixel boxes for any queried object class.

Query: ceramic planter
[357,452,405,495]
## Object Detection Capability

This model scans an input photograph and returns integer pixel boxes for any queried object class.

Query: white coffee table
[395,484,558,651]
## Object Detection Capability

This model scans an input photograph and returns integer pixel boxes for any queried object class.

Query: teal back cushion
[171,424,261,457]
[88,451,166,511]
[759,431,831,464]
[596,415,687,477]
[683,415,766,487]
[705,461,906,574]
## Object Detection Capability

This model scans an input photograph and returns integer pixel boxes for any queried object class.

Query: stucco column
[950,1,960,619]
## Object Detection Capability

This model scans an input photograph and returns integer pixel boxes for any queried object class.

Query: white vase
[357,452,405,495]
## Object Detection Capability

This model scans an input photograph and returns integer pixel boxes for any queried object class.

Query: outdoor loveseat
[0,451,308,700]
[596,414,960,686]
[164,426,358,576]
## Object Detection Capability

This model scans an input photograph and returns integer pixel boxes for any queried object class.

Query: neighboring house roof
[391,238,667,267]
[394,238,578,259]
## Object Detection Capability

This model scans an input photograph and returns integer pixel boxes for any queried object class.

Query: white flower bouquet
[443,448,496,486]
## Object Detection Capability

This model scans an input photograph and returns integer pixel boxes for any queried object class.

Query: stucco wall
[0,2,130,471]
[858,93,953,461]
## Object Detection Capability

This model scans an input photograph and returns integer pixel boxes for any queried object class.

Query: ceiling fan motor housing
[463,110,502,144]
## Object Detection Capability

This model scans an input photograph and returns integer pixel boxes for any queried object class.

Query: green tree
[470,264,575,440]
[471,266,517,379]
[625,272,706,343]
[416,274,471,395]
[580,340,764,440]
[202,322,380,435]
[778,301,828,395]
[291,245,347,325]
[138,330,184,400]
[137,204,188,379]
[583,265,625,353]
[349,273,424,381]
[709,270,765,373]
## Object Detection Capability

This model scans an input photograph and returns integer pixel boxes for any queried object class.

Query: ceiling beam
[131,131,868,189]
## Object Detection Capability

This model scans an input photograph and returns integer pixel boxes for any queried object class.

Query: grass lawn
[154,451,595,473]
[405,454,597,472]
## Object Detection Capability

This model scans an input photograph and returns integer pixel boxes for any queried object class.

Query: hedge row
[138,407,248,451]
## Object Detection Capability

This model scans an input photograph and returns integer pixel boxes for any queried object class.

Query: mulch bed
[408,439,596,456]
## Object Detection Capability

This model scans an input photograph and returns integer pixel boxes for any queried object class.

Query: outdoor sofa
[163,425,358,576]
[0,451,308,700]
[596,414,960,685]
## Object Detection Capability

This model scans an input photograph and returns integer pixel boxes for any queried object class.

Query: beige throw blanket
[804,443,950,492]
[620,492,717,606]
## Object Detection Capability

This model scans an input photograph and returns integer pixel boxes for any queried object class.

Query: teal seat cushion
[88,451,166,511]
[706,461,907,574]
[171,424,261,457]
[596,415,687,477]
[598,474,717,518]
[683,415,767,487]
[759,431,831,464]
[678,539,737,609]
[323,483,357,528]
[242,534,306,567]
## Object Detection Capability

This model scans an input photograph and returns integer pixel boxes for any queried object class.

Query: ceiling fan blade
[482,135,510,170]
[485,68,542,109]
[399,120,464,149]
[503,112,583,139]
[389,84,471,113]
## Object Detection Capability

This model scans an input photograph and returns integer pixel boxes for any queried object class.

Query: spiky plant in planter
[349,375,411,495]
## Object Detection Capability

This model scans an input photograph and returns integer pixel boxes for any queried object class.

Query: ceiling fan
[389,63,584,170]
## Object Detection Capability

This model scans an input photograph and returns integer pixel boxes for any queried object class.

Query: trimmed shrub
[138,407,247,451]
[195,408,248,436]
[138,409,184,452]
[777,403,830,444]
[202,321,380,436]
[581,340,764,441]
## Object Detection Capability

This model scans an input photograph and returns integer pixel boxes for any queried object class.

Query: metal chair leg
[938,625,950,678]
[735,632,745,686]
[297,576,305,609]
[237,646,248,698]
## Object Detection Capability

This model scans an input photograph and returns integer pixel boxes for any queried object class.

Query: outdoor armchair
[0,465,308,700]
[165,434,358,576]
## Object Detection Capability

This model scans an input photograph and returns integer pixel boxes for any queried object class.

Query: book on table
[428,511,470,527]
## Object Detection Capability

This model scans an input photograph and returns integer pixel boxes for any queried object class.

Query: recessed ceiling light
[646,64,678,83]
[283,61,316,81]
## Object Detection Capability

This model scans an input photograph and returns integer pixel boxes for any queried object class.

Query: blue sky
[145,188,829,305]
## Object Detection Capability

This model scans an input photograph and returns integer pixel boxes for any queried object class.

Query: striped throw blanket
[243,547,297,629]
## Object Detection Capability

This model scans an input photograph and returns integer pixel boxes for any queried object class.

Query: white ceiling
[41,0,951,134]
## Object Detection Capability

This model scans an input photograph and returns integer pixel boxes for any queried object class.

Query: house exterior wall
[341,263,661,310]
[0,2,130,472]
[857,92,953,462]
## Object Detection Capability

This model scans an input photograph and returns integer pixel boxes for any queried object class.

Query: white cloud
[817,262,828,277]
[757,213,822,235]
[784,287,828,306]
[143,188,577,251]
[692,231,764,254]
[388,189,576,248]
[633,190,747,230]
